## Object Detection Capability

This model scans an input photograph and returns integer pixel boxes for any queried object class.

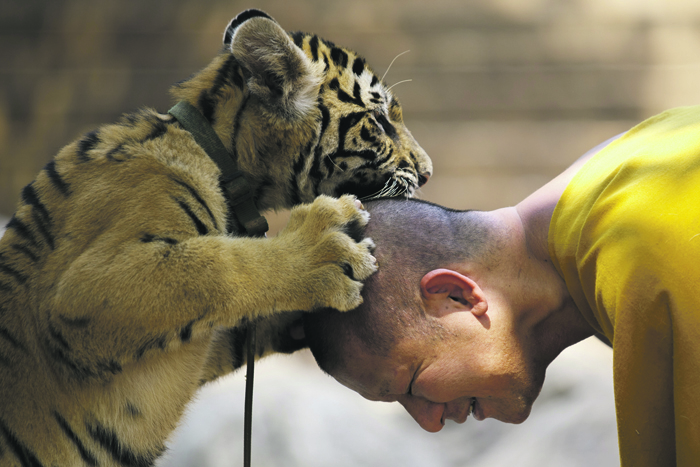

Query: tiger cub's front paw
[274,194,377,312]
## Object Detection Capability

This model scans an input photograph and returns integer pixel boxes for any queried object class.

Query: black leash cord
[167,101,265,467]
[244,323,256,467]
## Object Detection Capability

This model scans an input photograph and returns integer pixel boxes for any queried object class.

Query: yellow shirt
[549,107,700,466]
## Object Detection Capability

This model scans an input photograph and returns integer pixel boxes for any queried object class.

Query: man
[302,106,700,466]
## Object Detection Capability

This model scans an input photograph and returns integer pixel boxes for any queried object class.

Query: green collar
[168,100,268,237]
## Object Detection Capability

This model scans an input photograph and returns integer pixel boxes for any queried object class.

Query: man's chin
[487,399,534,424]
[502,407,532,424]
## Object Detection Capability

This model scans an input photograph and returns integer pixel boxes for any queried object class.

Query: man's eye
[407,372,417,396]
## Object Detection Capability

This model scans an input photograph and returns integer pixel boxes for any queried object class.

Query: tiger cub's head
[173,9,432,210]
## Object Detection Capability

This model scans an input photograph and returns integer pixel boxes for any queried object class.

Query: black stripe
[330,47,349,68]
[227,56,245,89]
[360,126,377,144]
[143,121,168,141]
[179,321,194,343]
[53,412,99,466]
[322,112,379,169]
[229,94,250,165]
[47,321,71,351]
[309,35,319,62]
[308,100,332,190]
[292,142,310,176]
[373,147,394,168]
[197,91,217,124]
[289,172,302,206]
[122,112,140,126]
[0,418,45,467]
[352,57,365,76]
[106,143,126,162]
[331,148,379,163]
[337,112,367,148]
[0,326,26,352]
[30,209,55,250]
[289,141,313,206]
[47,342,96,379]
[374,112,397,139]
[140,234,155,243]
[86,420,155,467]
[309,146,324,190]
[20,184,50,224]
[0,351,12,367]
[290,31,304,49]
[351,82,365,107]
[171,178,218,231]
[223,9,273,46]
[43,160,71,196]
[135,335,168,360]
[0,260,27,285]
[11,244,39,263]
[174,198,209,235]
[323,149,338,176]
[370,75,379,87]
[59,315,91,329]
[230,324,248,369]
[97,360,122,375]
[322,37,337,49]
[211,54,240,95]
[329,78,365,107]
[224,55,244,90]
[140,234,178,245]
[125,402,141,418]
[76,130,100,163]
[5,217,39,249]
[317,100,331,138]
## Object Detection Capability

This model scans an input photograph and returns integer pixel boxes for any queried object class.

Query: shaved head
[304,198,494,375]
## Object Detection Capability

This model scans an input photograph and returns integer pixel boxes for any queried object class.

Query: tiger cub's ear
[224,9,323,120]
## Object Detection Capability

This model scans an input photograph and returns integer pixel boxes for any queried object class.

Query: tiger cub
[0,9,431,466]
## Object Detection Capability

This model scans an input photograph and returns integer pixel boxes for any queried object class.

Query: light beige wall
[2,0,700,221]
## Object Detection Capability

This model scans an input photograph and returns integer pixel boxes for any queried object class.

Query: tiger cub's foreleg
[43,194,375,381]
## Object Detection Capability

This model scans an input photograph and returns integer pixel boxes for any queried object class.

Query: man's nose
[398,396,445,433]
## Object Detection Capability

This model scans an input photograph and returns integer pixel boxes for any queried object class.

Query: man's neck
[473,206,591,372]
[515,132,624,262]
[509,133,624,362]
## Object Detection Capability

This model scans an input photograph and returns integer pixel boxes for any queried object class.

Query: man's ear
[420,269,487,317]
[223,9,323,120]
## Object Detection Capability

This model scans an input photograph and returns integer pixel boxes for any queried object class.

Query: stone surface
[157,338,618,467]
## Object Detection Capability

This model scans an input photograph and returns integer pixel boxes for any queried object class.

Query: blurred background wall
[3,0,700,465]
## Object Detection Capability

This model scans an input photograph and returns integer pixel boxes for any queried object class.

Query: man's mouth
[467,398,477,419]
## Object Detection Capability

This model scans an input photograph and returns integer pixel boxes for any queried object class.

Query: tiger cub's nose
[417,172,431,187]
